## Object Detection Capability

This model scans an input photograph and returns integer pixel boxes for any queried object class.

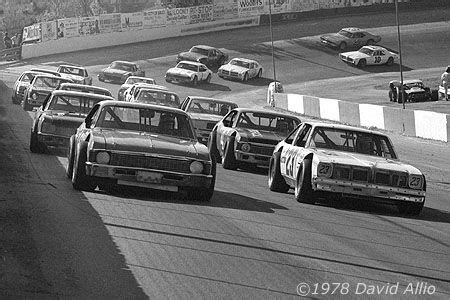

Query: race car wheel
[386,57,394,66]
[357,59,367,68]
[185,160,216,201]
[366,39,374,45]
[66,135,75,179]
[339,42,347,51]
[222,138,237,170]
[208,133,221,163]
[268,152,290,193]
[72,142,97,191]
[205,74,211,83]
[397,201,424,216]
[29,131,43,153]
[22,98,32,111]
[192,76,198,85]
[430,90,439,101]
[257,69,262,78]
[294,159,315,204]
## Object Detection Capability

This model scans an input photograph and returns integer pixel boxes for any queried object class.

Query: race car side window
[294,124,312,147]
[285,124,303,144]
[223,111,236,127]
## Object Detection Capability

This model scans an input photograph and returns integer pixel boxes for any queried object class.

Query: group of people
[3,32,22,49]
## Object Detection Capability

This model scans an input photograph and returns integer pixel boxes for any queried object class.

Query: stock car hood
[59,73,84,82]
[189,113,223,123]
[219,64,248,74]
[178,52,205,62]
[40,111,86,130]
[341,51,368,59]
[313,149,422,175]
[320,33,346,43]
[102,68,129,76]
[166,67,195,77]
[98,129,209,160]
[405,87,426,94]
[236,128,286,144]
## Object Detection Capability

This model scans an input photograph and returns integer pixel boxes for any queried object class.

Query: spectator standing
[441,66,449,101]
[3,32,12,49]
[267,81,284,107]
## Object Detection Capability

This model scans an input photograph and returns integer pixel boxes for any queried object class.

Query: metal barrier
[0,46,22,61]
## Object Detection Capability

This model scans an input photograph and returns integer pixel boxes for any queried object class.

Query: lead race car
[339,45,398,68]
[218,58,263,82]
[165,61,212,85]
[67,101,215,201]
[268,122,426,215]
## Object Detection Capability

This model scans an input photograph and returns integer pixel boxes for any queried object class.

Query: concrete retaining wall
[275,93,449,142]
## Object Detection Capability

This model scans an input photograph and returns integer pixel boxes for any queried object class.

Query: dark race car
[67,101,216,201]
[98,61,145,84]
[388,80,438,103]
[30,90,113,153]
[208,108,301,170]
[320,27,381,51]
[176,45,228,68]
[12,70,42,105]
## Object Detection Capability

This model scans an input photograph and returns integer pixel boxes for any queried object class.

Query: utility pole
[395,0,405,109]
[268,0,276,82]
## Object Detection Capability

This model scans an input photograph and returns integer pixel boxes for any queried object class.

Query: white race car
[218,58,263,82]
[268,122,426,215]
[339,45,398,68]
[57,64,92,85]
[118,76,156,101]
[165,61,212,85]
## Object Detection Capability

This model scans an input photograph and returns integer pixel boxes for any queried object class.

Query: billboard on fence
[78,16,100,35]
[213,0,239,20]
[57,18,80,38]
[238,0,264,17]
[41,21,57,42]
[99,13,122,33]
[22,23,41,43]
[166,7,190,25]
[270,0,292,13]
[121,12,144,30]
[143,9,166,29]
[189,5,213,24]
[291,0,319,12]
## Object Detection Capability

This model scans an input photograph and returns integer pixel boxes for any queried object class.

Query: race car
[124,83,168,102]
[118,76,156,101]
[339,45,398,68]
[268,122,426,215]
[208,108,301,170]
[176,45,228,68]
[30,90,113,153]
[180,96,238,144]
[320,27,381,50]
[67,101,216,201]
[98,61,145,84]
[12,70,45,104]
[165,61,212,85]
[131,86,180,108]
[388,80,438,103]
[218,58,263,82]
[57,64,93,85]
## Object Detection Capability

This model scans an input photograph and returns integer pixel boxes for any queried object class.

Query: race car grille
[249,138,279,145]
[220,70,230,75]
[374,171,407,188]
[230,72,239,77]
[110,153,191,173]
[352,168,369,182]
[332,165,350,180]
[332,165,369,182]
[249,144,274,156]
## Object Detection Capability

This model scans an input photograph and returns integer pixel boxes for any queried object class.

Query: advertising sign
[99,13,122,33]
[22,24,41,43]
[143,9,166,28]
[166,7,189,25]
[121,12,144,30]
[41,21,57,42]
[57,18,80,38]
[78,16,100,35]
[189,5,213,24]
[213,0,239,20]
[237,0,264,17]
[291,0,319,12]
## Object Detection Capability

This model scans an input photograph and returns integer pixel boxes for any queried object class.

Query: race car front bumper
[313,177,425,203]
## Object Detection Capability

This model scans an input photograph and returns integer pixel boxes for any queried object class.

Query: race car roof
[58,64,86,70]
[51,90,114,100]
[303,121,386,136]
[98,100,187,115]
[187,96,238,105]
[177,60,205,66]
[229,57,258,64]
[232,108,301,120]
[191,45,216,50]
[59,82,111,92]
[341,27,363,32]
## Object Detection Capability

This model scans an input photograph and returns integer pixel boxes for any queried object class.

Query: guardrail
[0,46,22,61]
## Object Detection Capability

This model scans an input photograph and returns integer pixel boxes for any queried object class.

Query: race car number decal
[318,164,331,175]
[374,56,381,63]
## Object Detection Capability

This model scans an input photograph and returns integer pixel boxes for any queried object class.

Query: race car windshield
[187,99,236,116]
[230,59,250,68]
[60,85,112,96]
[60,67,84,76]
[338,30,352,38]
[125,77,155,85]
[190,47,209,56]
[176,63,198,72]
[358,47,374,55]
[96,106,195,139]
[404,82,423,89]
[46,95,99,114]
[110,62,133,71]
[237,112,299,134]
[136,90,180,108]
[33,77,64,89]
[310,127,397,159]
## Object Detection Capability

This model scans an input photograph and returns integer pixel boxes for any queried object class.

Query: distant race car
[57,64,93,85]
[124,83,168,102]
[320,27,381,50]
[57,82,113,97]
[180,96,238,144]
[268,122,426,215]
[118,76,156,101]
[388,80,438,103]
[177,45,228,68]
[22,74,72,111]
[131,87,180,108]
[12,70,44,104]
[339,45,398,68]
[30,90,113,153]
[98,61,145,84]
[218,58,263,82]
[165,61,212,85]
[208,108,301,169]
[67,101,216,201]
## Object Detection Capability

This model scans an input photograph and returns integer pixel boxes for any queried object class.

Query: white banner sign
[57,18,80,38]
[41,21,57,42]
[79,16,100,35]
[121,12,144,31]
[166,7,190,25]
[143,9,166,29]
[238,0,264,17]
[99,13,122,33]
[22,23,41,43]
[189,5,213,24]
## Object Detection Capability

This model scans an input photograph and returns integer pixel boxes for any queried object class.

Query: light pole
[394,0,405,109]
[268,0,276,82]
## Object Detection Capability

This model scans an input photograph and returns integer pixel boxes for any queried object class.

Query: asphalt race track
[1,7,449,299]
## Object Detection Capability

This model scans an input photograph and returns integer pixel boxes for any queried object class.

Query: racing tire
[338,42,347,51]
[257,69,262,78]
[386,57,394,66]
[192,76,198,85]
[357,59,367,68]
[366,39,374,46]
[185,160,216,201]
[208,133,221,163]
[66,135,75,179]
[430,90,439,101]
[397,201,424,216]
[222,138,237,170]
[72,142,97,191]
[294,159,316,204]
[29,131,44,153]
[268,152,290,193]
[22,98,32,111]
[205,74,211,83]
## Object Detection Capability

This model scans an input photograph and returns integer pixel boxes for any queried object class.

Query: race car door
[216,110,238,156]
